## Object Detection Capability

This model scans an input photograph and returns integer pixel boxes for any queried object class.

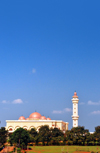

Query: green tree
[38,125,50,145]
[29,128,37,143]
[95,126,100,133]
[66,126,89,145]
[85,132,91,145]
[50,128,64,145]
[51,127,64,137]
[94,126,100,145]
[34,134,40,145]
[0,127,8,146]
[9,128,30,148]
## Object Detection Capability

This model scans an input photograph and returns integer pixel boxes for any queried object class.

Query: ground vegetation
[8,125,100,146]
[9,127,30,149]
[0,127,8,147]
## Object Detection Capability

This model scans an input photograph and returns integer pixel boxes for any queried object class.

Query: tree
[65,130,73,142]
[50,127,64,145]
[95,126,100,133]
[29,128,37,143]
[29,128,37,137]
[51,127,64,137]
[0,127,8,146]
[85,132,91,146]
[94,126,100,145]
[65,126,89,145]
[9,128,30,148]
[38,125,51,145]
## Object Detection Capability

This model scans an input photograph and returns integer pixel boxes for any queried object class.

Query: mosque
[6,92,79,133]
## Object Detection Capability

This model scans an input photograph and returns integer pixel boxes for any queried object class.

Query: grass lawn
[28,146,100,153]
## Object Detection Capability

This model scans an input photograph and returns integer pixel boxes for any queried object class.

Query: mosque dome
[19,116,25,120]
[29,112,42,120]
[26,118,29,120]
[47,117,51,120]
[40,116,47,120]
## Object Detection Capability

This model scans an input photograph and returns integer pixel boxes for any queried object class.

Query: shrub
[17,148,21,153]
[38,142,43,146]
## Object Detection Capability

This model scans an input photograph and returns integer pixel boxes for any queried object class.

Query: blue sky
[0,0,100,132]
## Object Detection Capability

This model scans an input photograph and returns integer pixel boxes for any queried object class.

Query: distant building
[6,92,80,132]
[6,111,69,133]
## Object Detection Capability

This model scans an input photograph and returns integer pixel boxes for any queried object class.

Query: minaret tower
[72,92,79,127]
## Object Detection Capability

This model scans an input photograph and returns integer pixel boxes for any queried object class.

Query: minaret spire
[72,91,79,127]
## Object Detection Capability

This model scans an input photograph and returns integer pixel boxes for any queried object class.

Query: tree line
[1,125,100,148]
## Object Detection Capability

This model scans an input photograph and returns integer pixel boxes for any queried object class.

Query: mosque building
[6,112,69,133]
[6,92,79,133]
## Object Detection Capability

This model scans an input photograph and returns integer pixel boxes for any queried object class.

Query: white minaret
[72,92,79,127]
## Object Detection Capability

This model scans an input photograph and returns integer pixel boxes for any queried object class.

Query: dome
[19,116,25,120]
[29,112,42,120]
[26,118,29,120]
[73,91,78,98]
[40,116,47,120]
[47,117,51,120]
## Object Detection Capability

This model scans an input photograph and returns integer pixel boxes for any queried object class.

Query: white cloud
[52,108,72,114]
[12,99,23,104]
[2,100,9,104]
[64,108,72,112]
[2,100,7,104]
[52,110,63,114]
[91,110,100,115]
[32,68,36,73]
[79,102,85,105]
[88,100,100,105]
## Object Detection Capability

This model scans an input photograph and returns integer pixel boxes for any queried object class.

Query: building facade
[6,112,69,133]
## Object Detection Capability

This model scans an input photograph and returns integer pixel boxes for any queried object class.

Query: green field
[28,146,100,153]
